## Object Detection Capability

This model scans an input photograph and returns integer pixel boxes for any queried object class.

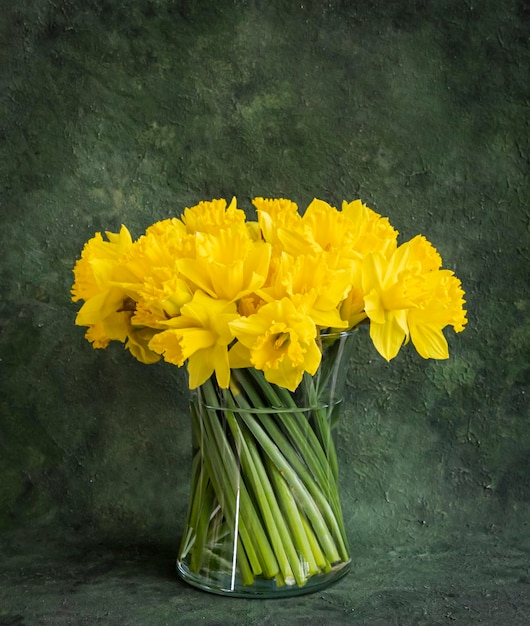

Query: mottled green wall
[1,0,529,555]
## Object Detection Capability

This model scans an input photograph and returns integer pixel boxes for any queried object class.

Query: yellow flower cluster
[72,197,467,391]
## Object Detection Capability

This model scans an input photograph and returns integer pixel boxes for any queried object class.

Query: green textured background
[1,0,529,623]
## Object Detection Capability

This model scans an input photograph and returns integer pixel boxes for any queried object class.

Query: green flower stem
[244,434,315,586]
[186,404,226,572]
[180,353,351,589]
[272,377,347,547]
[233,369,349,562]
[306,378,339,481]
[264,454,322,574]
[245,369,330,472]
[199,379,280,580]
[179,448,203,559]
[234,535,254,587]
[228,382,341,565]
[300,514,331,573]
[187,401,226,572]
[221,399,308,587]
[191,395,262,579]
[268,412,347,561]
[235,370,329,485]
[245,400,347,561]
[246,368,340,491]
[188,457,215,573]
[200,472,258,580]
[186,393,269,586]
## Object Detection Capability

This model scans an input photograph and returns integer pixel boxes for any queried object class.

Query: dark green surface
[0,526,529,625]
[1,0,529,623]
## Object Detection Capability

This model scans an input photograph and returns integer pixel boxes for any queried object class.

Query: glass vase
[176,331,356,597]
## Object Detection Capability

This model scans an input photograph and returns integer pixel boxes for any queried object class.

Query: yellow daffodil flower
[83,316,160,364]
[251,198,399,333]
[266,198,351,264]
[145,216,188,241]
[121,230,194,328]
[336,200,399,332]
[341,199,398,258]
[177,224,271,302]
[71,225,136,302]
[362,235,467,361]
[71,197,467,386]
[229,297,321,391]
[72,225,143,348]
[181,197,246,234]
[129,220,195,274]
[257,251,349,329]
[407,270,467,359]
[132,273,193,328]
[252,197,302,254]
[149,290,239,388]
[337,285,367,330]
[300,198,355,256]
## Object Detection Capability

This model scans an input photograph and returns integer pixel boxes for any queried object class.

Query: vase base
[176,559,351,598]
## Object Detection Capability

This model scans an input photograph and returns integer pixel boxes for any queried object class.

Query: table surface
[1,526,529,626]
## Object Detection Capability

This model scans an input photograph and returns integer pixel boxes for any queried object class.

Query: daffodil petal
[75,288,125,326]
[126,328,161,364]
[369,313,407,361]
[149,329,185,366]
[187,351,215,389]
[228,341,253,369]
[410,323,449,359]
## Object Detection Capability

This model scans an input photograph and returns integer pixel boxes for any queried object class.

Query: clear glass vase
[176,331,356,597]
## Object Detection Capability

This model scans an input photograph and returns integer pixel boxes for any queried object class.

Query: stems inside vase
[177,362,351,595]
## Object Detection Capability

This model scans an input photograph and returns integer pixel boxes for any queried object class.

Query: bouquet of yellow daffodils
[71,197,467,593]
[72,197,466,388]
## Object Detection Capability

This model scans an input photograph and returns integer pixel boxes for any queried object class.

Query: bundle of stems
[178,363,350,589]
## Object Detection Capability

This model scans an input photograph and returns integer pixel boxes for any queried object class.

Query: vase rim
[318,328,357,339]
[197,398,343,414]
